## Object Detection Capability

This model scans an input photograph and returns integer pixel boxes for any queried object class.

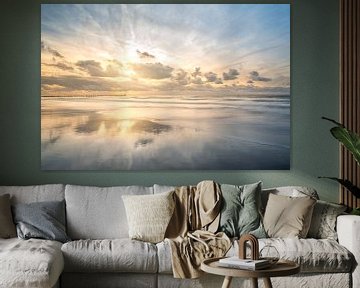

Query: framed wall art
[41,4,290,170]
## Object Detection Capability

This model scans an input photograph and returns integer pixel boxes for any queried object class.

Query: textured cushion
[0,238,64,288]
[65,185,153,239]
[156,240,173,274]
[0,194,16,238]
[234,238,352,273]
[12,200,70,243]
[308,200,347,240]
[153,184,175,194]
[337,215,360,288]
[218,182,266,238]
[61,239,158,273]
[158,237,353,274]
[0,184,65,204]
[122,191,175,243]
[263,193,316,238]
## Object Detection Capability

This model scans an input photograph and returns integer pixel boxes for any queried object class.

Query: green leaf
[318,177,360,198]
[322,116,344,127]
[322,117,360,165]
[351,208,360,215]
[330,126,360,165]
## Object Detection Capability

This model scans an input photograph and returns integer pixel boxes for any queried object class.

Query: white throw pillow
[122,191,175,243]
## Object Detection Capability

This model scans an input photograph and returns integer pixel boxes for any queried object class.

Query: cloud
[41,75,118,91]
[191,67,201,77]
[192,77,203,85]
[136,50,155,59]
[204,71,223,84]
[132,62,174,79]
[204,72,217,82]
[215,78,223,84]
[44,62,74,71]
[223,68,239,80]
[76,60,121,77]
[172,69,189,85]
[222,44,285,70]
[41,41,64,58]
[249,71,272,82]
[272,75,290,87]
[108,59,123,66]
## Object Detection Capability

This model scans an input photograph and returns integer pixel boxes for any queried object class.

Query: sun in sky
[41,4,290,96]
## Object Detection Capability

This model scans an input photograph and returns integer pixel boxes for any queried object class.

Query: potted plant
[320,117,360,215]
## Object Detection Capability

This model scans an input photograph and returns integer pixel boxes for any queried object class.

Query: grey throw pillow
[12,200,70,243]
[307,200,347,240]
[0,194,17,238]
[218,182,266,238]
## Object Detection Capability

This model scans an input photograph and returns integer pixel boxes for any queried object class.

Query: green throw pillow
[218,182,266,238]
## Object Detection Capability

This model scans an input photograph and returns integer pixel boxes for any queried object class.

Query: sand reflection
[74,113,172,136]
[41,95,290,170]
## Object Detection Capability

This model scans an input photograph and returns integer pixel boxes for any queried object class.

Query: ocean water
[41,94,290,170]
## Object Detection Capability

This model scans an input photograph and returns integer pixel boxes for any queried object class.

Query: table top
[201,257,300,278]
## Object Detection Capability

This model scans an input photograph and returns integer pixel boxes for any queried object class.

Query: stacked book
[218,257,271,270]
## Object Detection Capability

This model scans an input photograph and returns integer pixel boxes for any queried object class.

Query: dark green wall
[0,0,340,202]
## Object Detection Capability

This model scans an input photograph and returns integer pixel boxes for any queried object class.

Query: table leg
[263,277,273,288]
[251,278,258,288]
[221,276,233,288]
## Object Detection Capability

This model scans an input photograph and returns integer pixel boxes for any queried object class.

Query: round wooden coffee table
[201,257,300,288]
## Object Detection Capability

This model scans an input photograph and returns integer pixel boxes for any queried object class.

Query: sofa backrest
[153,184,175,194]
[65,184,154,240]
[0,183,320,240]
[0,184,65,204]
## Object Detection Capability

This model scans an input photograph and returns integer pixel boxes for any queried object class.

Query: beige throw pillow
[0,194,17,238]
[263,193,316,238]
[122,191,175,243]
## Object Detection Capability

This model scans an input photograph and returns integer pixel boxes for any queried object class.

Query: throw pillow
[218,182,266,238]
[0,194,17,238]
[263,193,316,238]
[307,200,347,240]
[122,190,175,243]
[12,200,70,243]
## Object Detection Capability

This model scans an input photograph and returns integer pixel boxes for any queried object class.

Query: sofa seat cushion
[260,238,353,272]
[231,238,353,273]
[62,239,158,273]
[0,238,64,288]
[157,238,353,274]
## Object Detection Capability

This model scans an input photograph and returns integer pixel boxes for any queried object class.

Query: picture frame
[41,4,290,170]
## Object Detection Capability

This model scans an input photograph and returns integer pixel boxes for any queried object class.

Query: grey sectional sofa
[0,184,359,288]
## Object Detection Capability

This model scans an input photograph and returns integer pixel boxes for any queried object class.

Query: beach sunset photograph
[41,4,290,170]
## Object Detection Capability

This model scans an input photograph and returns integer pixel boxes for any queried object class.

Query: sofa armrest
[337,215,360,288]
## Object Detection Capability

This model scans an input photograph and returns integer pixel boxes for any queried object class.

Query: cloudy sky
[41,4,290,96]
